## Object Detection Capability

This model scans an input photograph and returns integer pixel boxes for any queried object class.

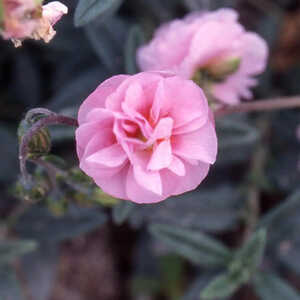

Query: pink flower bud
[137,9,269,105]
[75,72,218,203]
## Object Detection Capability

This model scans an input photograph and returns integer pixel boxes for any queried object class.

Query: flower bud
[18,118,51,158]
[205,57,241,81]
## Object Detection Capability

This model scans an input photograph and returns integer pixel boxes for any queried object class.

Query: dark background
[1,0,300,299]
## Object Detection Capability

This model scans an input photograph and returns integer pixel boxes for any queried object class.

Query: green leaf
[253,272,300,300]
[113,201,135,225]
[201,229,267,300]
[0,240,37,265]
[74,0,123,27]
[232,229,267,275]
[200,272,244,300]
[149,223,232,267]
[124,25,145,74]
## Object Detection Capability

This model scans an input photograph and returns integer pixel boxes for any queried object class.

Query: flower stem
[19,112,78,183]
[215,96,300,118]
[244,118,269,241]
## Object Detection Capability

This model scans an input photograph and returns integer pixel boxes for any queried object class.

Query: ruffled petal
[94,164,129,200]
[154,77,208,128]
[168,155,186,176]
[86,144,127,168]
[172,120,217,164]
[148,139,172,171]
[78,75,129,124]
[126,166,164,203]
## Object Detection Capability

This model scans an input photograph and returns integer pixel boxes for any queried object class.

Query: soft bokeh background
[1,0,300,299]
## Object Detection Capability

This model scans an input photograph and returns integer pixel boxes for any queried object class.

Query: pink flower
[137,9,268,105]
[32,1,68,44]
[0,0,67,47]
[76,72,217,204]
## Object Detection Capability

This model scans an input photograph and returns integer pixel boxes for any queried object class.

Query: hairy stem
[215,96,300,118]
[25,107,56,121]
[29,157,58,190]
[19,113,78,182]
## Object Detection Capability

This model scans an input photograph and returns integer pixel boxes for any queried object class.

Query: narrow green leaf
[233,229,267,275]
[253,272,300,300]
[74,0,123,27]
[124,25,145,74]
[113,201,135,225]
[149,223,232,267]
[0,240,37,265]
[200,272,243,300]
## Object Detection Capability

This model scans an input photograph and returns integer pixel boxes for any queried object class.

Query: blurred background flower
[137,8,268,105]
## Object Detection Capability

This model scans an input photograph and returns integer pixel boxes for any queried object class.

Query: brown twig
[215,96,300,118]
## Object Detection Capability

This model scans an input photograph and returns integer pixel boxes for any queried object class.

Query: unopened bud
[18,118,51,158]
[206,57,241,80]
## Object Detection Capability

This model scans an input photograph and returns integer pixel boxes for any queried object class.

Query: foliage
[1,0,300,299]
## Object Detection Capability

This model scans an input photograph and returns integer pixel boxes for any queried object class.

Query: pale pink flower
[137,9,268,105]
[0,0,67,47]
[32,1,68,43]
[76,72,218,204]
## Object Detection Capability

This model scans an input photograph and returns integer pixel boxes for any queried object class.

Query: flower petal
[86,144,127,167]
[151,117,173,141]
[94,164,129,200]
[75,123,114,160]
[168,155,186,176]
[173,161,210,194]
[154,77,208,128]
[78,75,129,124]
[133,164,162,195]
[148,139,172,171]
[126,166,164,203]
[172,120,217,164]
